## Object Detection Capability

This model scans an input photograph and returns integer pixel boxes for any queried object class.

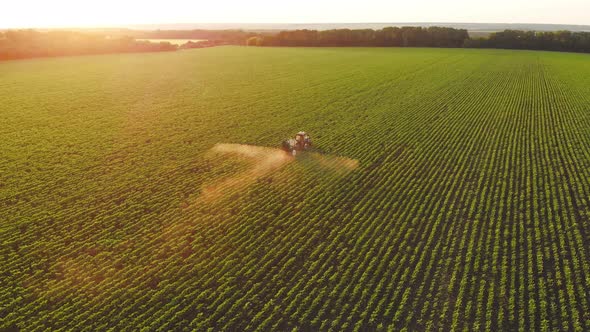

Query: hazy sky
[1,0,588,28]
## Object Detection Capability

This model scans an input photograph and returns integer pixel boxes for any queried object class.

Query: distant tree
[246,36,264,46]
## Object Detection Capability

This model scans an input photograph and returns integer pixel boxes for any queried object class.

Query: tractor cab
[282,132,312,155]
[295,132,310,145]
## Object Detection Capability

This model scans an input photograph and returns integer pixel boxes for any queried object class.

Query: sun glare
[1,0,588,29]
[3,1,161,28]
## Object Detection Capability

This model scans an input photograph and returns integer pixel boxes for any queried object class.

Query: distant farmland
[2,47,590,331]
[137,38,206,45]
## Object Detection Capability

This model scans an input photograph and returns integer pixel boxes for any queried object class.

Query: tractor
[282,132,312,156]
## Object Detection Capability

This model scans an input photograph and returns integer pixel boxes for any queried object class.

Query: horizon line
[2,21,589,31]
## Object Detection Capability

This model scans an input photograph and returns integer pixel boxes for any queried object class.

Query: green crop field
[2,47,590,331]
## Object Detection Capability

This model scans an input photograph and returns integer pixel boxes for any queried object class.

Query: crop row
[1,48,590,331]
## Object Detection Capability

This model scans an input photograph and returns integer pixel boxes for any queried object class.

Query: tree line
[466,30,590,53]
[248,27,469,48]
[2,27,590,61]
[0,30,176,61]
[248,27,590,53]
